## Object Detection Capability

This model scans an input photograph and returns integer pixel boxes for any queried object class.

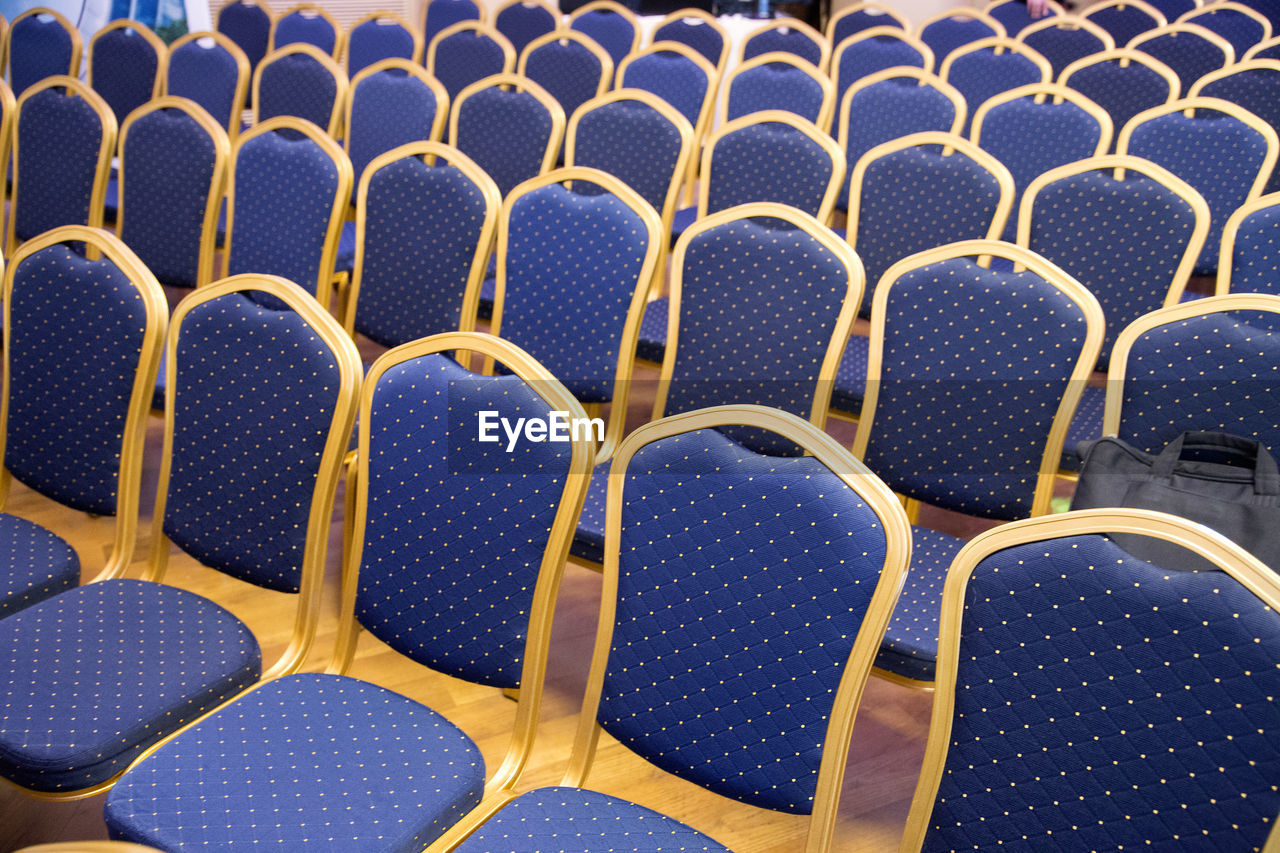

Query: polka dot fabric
[652,18,724,68]
[570,96,687,219]
[0,578,261,792]
[620,51,709,135]
[89,27,160,125]
[944,46,1047,136]
[0,514,79,619]
[1183,7,1267,59]
[9,14,76,97]
[1134,29,1230,96]
[1062,57,1176,152]
[424,0,483,52]
[1060,382,1106,470]
[1226,197,1280,297]
[832,8,906,46]
[875,525,965,681]
[987,0,1058,36]
[495,1,556,58]
[919,16,1000,67]
[104,673,485,851]
[14,87,105,243]
[1084,4,1161,47]
[167,38,244,134]
[273,11,336,55]
[218,1,271,72]
[256,51,339,132]
[346,18,417,77]
[453,84,555,199]
[571,9,636,67]
[923,534,1280,851]
[432,29,509,101]
[1195,66,1280,193]
[347,68,442,186]
[834,35,929,110]
[831,332,869,412]
[725,62,827,127]
[523,38,607,131]
[741,26,824,66]
[704,120,837,220]
[1019,25,1110,79]
[161,291,343,594]
[569,459,611,563]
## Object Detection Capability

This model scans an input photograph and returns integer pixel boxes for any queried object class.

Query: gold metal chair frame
[970,81,1115,151]
[1189,55,1280,99]
[737,16,830,73]
[426,403,913,853]
[1059,45,1180,100]
[837,68,967,163]
[449,72,566,186]
[117,96,231,289]
[339,10,424,72]
[567,0,641,61]
[16,843,166,853]
[517,28,614,104]
[1216,188,1280,294]
[0,80,13,206]
[899,506,1280,852]
[344,56,449,166]
[252,42,348,136]
[423,0,490,36]
[161,31,251,141]
[717,50,835,134]
[1245,32,1280,60]
[1017,14,1116,55]
[983,0,1069,20]
[652,7,731,78]
[833,26,937,102]
[494,0,561,43]
[0,14,8,83]
[1177,1,1272,43]
[916,7,1009,45]
[6,7,82,88]
[427,20,516,81]
[938,35,1053,86]
[7,76,116,257]
[826,2,911,46]
[215,0,276,35]
[1079,0,1167,38]
[1130,22,1237,70]
[87,19,166,107]
[267,2,340,56]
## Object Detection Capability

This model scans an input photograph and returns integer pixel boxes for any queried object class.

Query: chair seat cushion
[830,334,870,414]
[569,460,611,563]
[105,672,485,852]
[0,578,261,792]
[1060,383,1106,472]
[477,255,499,320]
[335,220,357,274]
[636,297,668,364]
[874,525,966,683]
[670,205,697,245]
[453,786,733,853]
[0,513,80,619]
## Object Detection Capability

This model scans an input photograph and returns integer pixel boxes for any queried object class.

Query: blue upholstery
[986,0,1059,35]
[1182,6,1268,58]
[162,291,344,592]
[705,120,836,220]
[634,296,669,364]
[495,0,557,56]
[725,60,827,127]
[228,128,343,302]
[0,514,79,619]
[1134,28,1230,96]
[570,95,686,220]
[944,44,1047,135]
[976,95,1104,242]
[9,12,75,96]
[0,579,261,791]
[619,49,710,134]
[919,14,1001,66]
[652,17,725,68]
[167,36,245,134]
[570,8,636,66]
[1062,54,1175,151]
[431,27,511,100]
[741,24,824,66]
[523,36,607,127]
[119,105,219,288]
[353,154,491,347]
[424,0,484,49]
[1084,2,1163,46]
[498,179,651,403]
[1060,382,1105,470]
[1250,37,1280,58]
[921,533,1280,849]
[105,673,484,852]
[347,17,418,76]
[90,26,160,124]
[256,49,338,131]
[273,8,336,54]
[831,7,907,45]
[875,525,964,680]
[1196,64,1280,193]
[13,86,105,243]
[569,460,610,563]
[1124,106,1272,274]
[831,332,869,412]
[347,67,442,185]
[1146,0,1199,20]
[834,33,930,110]
[1237,0,1280,30]
[1019,23,1111,78]
[453,82,556,199]
[1225,196,1280,295]
[218,0,272,73]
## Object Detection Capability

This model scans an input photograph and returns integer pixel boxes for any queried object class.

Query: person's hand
[1028,0,1049,16]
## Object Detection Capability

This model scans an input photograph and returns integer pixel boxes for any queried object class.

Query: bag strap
[1151,430,1280,495]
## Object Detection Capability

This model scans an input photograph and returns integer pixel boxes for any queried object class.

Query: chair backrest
[494,0,558,58]
[491,167,661,458]
[6,7,80,98]
[518,30,613,131]
[1131,23,1234,96]
[655,207,863,455]
[984,0,1067,35]
[426,20,516,101]
[1144,0,1199,21]
[1217,191,1280,295]
[972,83,1112,241]
[568,0,639,68]
[423,0,486,50]
[0,80,12,199]
[832,27,934,110]
[852,240,1103,519]
[1060,47,1179,150]
[269,3,339,55]
[1081,0,1167,47]
[1190,59,1280,193]
[1178,1,1272,57]
[940,36,1052,135]
[217,0,275,75]
[344,58,447,187]
[87,20,165,126]
[1118,96,1278,274]
[1018,154,1209,365]
[163,31,251,139]
[566,88,694,239]
[226,117,353,307]
[118,97,230,290]
[739,17,829,70]
[847,132,1014,314]
[341,11,422,76]
[149,274,360,678]
[827,1,910,47]
[615,41,717,149]
[917,8,1006,68]
[1,226,166,580]
[1104,294,1280,450]
[652,8,729,76]
[1235,0,1280,31]
[9,76,116,254]
[902,508,1280,852]
[450,73,564,199]
[1016,15,1116,78]
[1245,32,1280,59]
[719,52,834,133]
[253,43,347,136]
[348,142,499,346]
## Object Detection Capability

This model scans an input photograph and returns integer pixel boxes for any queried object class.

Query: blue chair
[426,20,515,102]
[9,77,116,254]
[434,404,910,853]
[652,8,730,76]
[6,7,80,98]
[1016,15,1116,78]
[494,0,558,58]
[852,240,1103,686]
[163,31,251,140]
[341,11,423,77]
[449,73,564,200]
[1131,23,1234,96]
[0,274,359,800]
[827,1,910,48]
[101,331,592,851]
[971,83,1112,242]
[1144,0,1201,23]
[1245,32,1280,59]
[1191,60,1280,193]
[984,0,1066,36]
[117,97,230,289]
[253,43,347,137]
[901,508,1280,851]
[569,0,640,68]
[1118,96,1278,275]
[1177,2,1271,59]
[917,7,1006,68]
[940,36,1051,136]
[1060,47,1179,151]
[832,27,934,114]
[1235,0,1280,31]
[344,143,499,346]
[87,21,165,126]
[518,30,613,137]
[719,52,834,133]
[269,2,339,56]
[1217,191,1280,295]
[217,0,274,79]
[423,0,486,51]
[739,17,829,70]
[0,227,165,619]
[343,58,447,191]
[1082,0,1167,46]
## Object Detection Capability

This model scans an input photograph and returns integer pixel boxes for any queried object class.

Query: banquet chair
[739,17,828,70]
[216,0,274,81]
[86,21,165,126]
[827,1,910,47]
[1177,1,1271,58]
[1245,32,1280,58]
[252,42,347,136]
[651,7,730,77]
[1081,0,1167,46]
[1217,191,1280,296]
[426,20,515,102]
[985,0,1066,35]
[162,31,251,140]
[518,30,613,138]
[1059,47,1179,151]
[917,7,1006,68]
[1144,0,1199,22]
[719,52,834,132]
[1016,15,1115,78]
[343,58,447,189]
[423,0,486,50]
[1130,22,1234,96]
[494,0,558,57]
[1190,59,1280,192]
[6,7,79,98]
[832,27,934,111]
[568,0,640,68]
[450,73,563,202]
[269,2,339,55]
[341,10,422,76]
[940,36,1051,135]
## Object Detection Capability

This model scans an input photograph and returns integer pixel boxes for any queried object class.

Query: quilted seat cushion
[105,672,485,851]
[0,512,80,619]
[0,578,261,792]
[874,525,966,682]
[570,459,611,563]
[453,786,733,853]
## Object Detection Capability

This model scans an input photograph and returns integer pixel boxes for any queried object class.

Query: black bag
[1071,430,1280,572]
